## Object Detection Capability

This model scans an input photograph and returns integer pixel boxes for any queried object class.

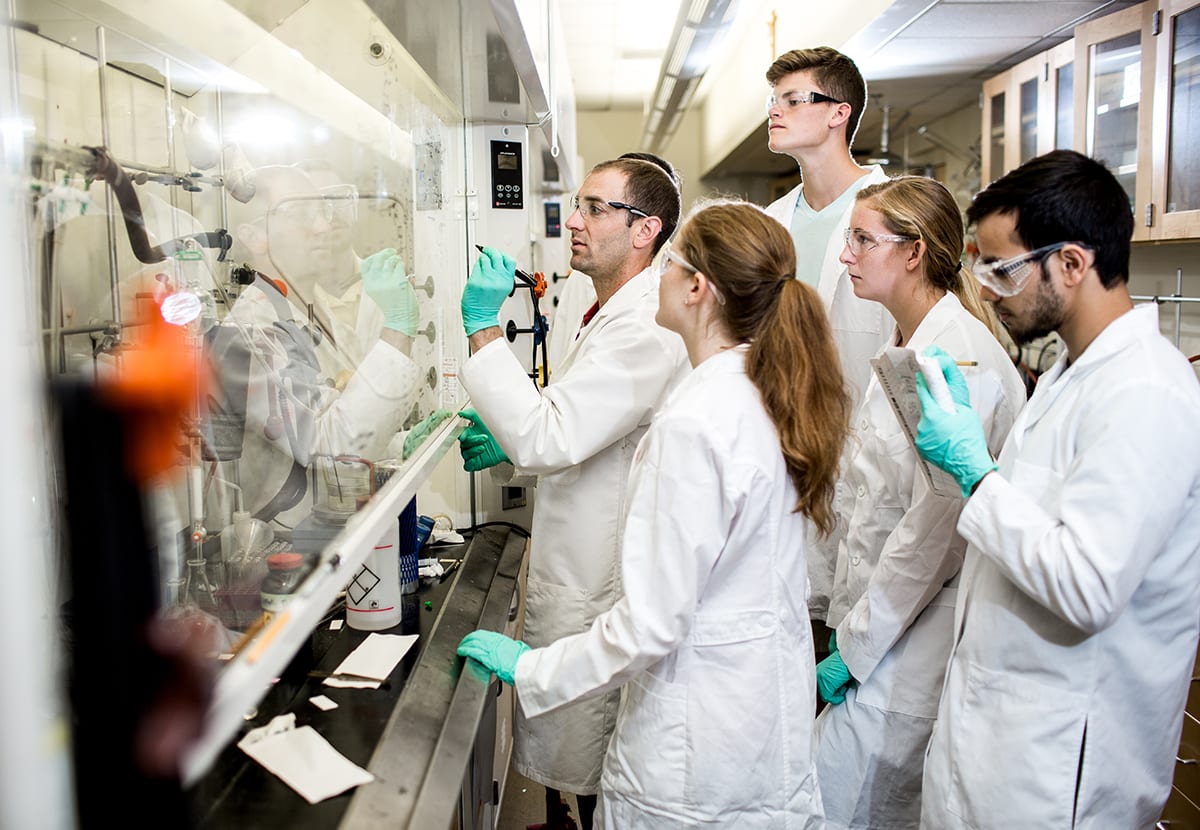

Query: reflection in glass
[16,3,466,663]
[1020,77,1038,164]
[990,91,1006,182]
[1089,31,1141,209]
[1167,6,1200,213]
[1056,62,1075,150]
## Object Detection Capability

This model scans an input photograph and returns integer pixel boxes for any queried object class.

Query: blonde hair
[857,176,1003,339]
[676,200,850,536]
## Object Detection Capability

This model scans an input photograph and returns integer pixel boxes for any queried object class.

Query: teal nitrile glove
[816,650,854,705]
[457,630,530,685]
[361,247,419,336]
[457,407,510,472]
[462,246,516,335]
[827,629,837,653]
[402,409,452,460]
[914,345,998,498]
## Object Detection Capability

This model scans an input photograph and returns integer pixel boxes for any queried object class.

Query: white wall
[574,106,708,216]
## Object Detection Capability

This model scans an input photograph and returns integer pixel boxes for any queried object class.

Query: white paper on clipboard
[870,347,962,498]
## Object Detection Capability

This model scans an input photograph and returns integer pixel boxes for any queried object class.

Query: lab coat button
[760,614,774,629]
[856,485,866,498]
[851,555,861,566]
[860,418,870,430]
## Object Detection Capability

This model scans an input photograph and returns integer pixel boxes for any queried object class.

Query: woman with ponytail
[458,200,847,828]
[813,176,1025,829]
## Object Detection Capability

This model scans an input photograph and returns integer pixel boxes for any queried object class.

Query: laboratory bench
[187,525,528,830]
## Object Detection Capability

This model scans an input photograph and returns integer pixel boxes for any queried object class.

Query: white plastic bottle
[345,516,403,630]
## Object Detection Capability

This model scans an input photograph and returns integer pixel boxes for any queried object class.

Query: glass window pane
[1167,6,1200,213]
[1020,77,1038,163]
[990,91,1006,181]
[1089,31,1141,210]
[1056,62,1074,150]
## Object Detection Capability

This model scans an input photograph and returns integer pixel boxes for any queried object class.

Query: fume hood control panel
[490,139,523,209]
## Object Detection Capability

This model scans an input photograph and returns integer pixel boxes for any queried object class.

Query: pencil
[956,361,978,366]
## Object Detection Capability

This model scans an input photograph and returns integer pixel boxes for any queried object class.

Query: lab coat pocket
[1008,458,1064,508]
[522,578,589,647]
[684,613,779,815]
[855,601,954,719]
[876,427,917,504]
[605,671,687,810]
[946,661,1086,828]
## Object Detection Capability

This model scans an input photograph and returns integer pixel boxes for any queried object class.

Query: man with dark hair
[455,157,690,830]
[763,46,895,648]
[914,149,1200,827]
[546,153,681,373]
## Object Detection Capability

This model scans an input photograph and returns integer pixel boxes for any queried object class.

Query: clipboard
[870,346,962,498]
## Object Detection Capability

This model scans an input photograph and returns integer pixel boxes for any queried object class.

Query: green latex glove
[457,407,510,472]
[457,630,530,685]
[462,246,516,335]
[816,650,854,705]
[361,247,419,336]
[827,629,837,653]
[402,409,452,460]
[915,345,998,499]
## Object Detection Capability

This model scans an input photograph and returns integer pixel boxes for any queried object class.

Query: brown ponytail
[748,280,851,536]
[677,201,851,535]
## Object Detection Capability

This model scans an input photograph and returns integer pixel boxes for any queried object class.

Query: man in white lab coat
[456,158,689,830]
[915,150,1200,828]
[764,47,895,638]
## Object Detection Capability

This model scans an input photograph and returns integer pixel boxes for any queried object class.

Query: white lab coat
[765,167,895,621]
[816,294,1025,829]
[460,266,690,794]
[545,271,596,376]
[207,276,420,526]
[515,346,824,829]
[922,304,1200,829]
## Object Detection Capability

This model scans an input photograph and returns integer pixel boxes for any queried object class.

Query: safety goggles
[766,90,843,113]
[268,187,359,227]
[970,242,1088,297]
[653,242,724,305]
[843,227,917,256]
[571,194,649,220]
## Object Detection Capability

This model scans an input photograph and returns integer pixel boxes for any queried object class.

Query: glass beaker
[315,455,374,524]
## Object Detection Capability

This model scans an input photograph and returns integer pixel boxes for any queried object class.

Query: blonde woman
[814,176,1025,829]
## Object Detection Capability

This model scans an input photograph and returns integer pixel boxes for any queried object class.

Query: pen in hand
[474,244,536,287]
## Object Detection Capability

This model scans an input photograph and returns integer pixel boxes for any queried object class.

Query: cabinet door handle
[1177,756,1199,765]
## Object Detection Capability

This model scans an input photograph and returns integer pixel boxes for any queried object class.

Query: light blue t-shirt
[790,174,874,288]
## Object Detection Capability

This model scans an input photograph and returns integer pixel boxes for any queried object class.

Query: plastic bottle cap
[266,552,304,570]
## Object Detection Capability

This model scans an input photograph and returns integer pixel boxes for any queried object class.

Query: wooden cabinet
[980,41,1075,189]
[1151,0,1200,239]
[983,0,1200,241]
[1075,2,1160,240]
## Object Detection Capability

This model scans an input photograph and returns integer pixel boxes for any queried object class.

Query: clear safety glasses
[843,227,917,256]
[571,194,649,220]
[267,186,359,227]
[970,242,1087,297]
[766,90,843,113]
[654,243,725,305]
